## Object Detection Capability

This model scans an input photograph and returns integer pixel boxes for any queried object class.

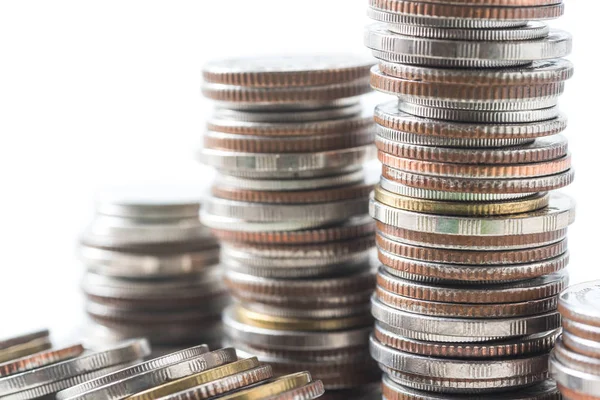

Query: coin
[212,103,362,123]
[387,21,550,41]
[264,380,325,400]
[557,281,600,327]
[215,372,312,400]
[0,331,49,351]
[0,338,52,364]
[554,337,600,375]
[549,353,600,398]
[215,170,365,191]
[0,344,84,378]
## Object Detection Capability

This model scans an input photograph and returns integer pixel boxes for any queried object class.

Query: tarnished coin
[379,249,569,284]
[126,358,262,400]
[371,296,560,341]
[375,322,558,358]
[368,0,564,21]
[557,280,600,327]
[214,372,312,400]
[374,186,549,216]
[377,267,568,303]
[241,302,370,320]
[374,101,567,140]
[399,0,562,5]
[210,215,375,245]
[57,348,237,400]
[203,55,374,87]
[0,339,150,398]
[382,165,574,194]
[0,331,49,352]
[377,135,568,164]
[381,374,561,400]
[0,344,84,378]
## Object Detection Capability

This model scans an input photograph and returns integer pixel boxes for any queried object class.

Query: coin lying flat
[387,21,550,41]
[557,280,600,327]
[212,103,362,123]
[0,338,52,364]
[215,372,313,400]
[0,344,85,378]
[264,380,325,400]
[550,353,600,398]
[0,331,49,352]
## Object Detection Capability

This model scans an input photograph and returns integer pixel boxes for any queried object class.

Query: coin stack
[79,186,226,349]
[0,331,149,399]
[363,0,576,397]
[199,55,381,391]
[550,281,600,399]
[0,330,326,400]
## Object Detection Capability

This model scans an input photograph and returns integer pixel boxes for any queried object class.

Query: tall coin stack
[550,281,600,399]
[364,0,577,397]
[199,55,381,392]
[79,187,226,350]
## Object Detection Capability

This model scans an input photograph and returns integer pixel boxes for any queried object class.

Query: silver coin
[213,103,362,123]
[561,331,600,359]
[381,374,560,399]
[371,296,560,341]
[85,300,227,322]
[549,353,600,397]
[557,280,600,326]
[400,95,559,112]
[158,365,273,400]
[55,344,208,400]
[57,348,236,400]
[387,21,550,41]
[223,253,372,279]
[204,195,368,225]
[223,307,371,351]
[241,302,370,320]
[374,102,568,140]
[80,245,220,278]
[371,49,529,68]
[366,7,527,29]
[379,177,531,201]
[370,192,575,236]
[365,24,571,62]
[553,336,600,375]
[216,170,365,191]
[265,381,325,400]
[376,128,534,148]
[0,339,150,397]
[199,146,375,177]
[370,335,549,379]
[94,185,205,219]
[398,102,561,123]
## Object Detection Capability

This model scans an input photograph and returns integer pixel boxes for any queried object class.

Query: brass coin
[235,306,372,331]
[377,221,567,250]
[374,186,549,216]
[210,215,375,245]
[212,182,373,204]
[216,372,312,400]
[377,151,571,179]
[0,337,52,364]
[0,330,49,351]
[271,381,326,400]
[377,233,568,265]
[127,358,262,400]
[0,344,84,378]
[376,286,559,318]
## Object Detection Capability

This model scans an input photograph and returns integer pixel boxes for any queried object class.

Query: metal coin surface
[549,353,600,398]
[0,331,49,351]
[557,280,600,327]
[215,372,312,400]
[0,344,84,378]
[0,338,52,364]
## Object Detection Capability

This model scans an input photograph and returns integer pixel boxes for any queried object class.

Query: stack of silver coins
[199,55,381,391]
[550,281,600,399]
[363,0,576,397]
[0,330,326,400]
[79,186,226,349]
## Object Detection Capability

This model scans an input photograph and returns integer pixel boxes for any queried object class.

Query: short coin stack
[550,281,600,399]
[363,0,576,397]
[199,55,381,391]
[0,331,149,399]
[79,186,226,349]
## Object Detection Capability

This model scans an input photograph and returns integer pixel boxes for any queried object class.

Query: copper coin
[369,0,564,20]
[377,222,567,250]
[210,215,375,245]
[376,135,568,164]
[382,165,574,194]
[230,235,374,258]
[374,322,558,358]
[377,233,568,265]
[379,250,569,284]
[0,345,85,377]
[207,114,373,136]
[410,0,562,5]
[204,129,374,153]
[375,102,567,140]
[211,182,373,204]
[377,267,568,303]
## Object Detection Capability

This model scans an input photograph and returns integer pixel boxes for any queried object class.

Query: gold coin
[374,185,549,216]
[0,337,52,363]
[236,307,371,331]
[217,372,312,400]
[127,358,260,400]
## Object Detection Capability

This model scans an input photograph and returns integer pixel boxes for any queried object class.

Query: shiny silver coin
[0,339,150,397]
[557,280,600,327]
[57,348,236,400]
[376,128,533,148]
[387,21,550,40]
[213,103,362,123]
[241,302,370,320]
[561,331,600,359]
[216,170,365,191]
[549,352,600,398]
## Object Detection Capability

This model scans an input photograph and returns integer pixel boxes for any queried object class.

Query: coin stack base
[363,0,574,396]
[78,186,226,350]
[200,55,380,394]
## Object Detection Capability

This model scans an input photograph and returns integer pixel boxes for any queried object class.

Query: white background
[0,1,595,340]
